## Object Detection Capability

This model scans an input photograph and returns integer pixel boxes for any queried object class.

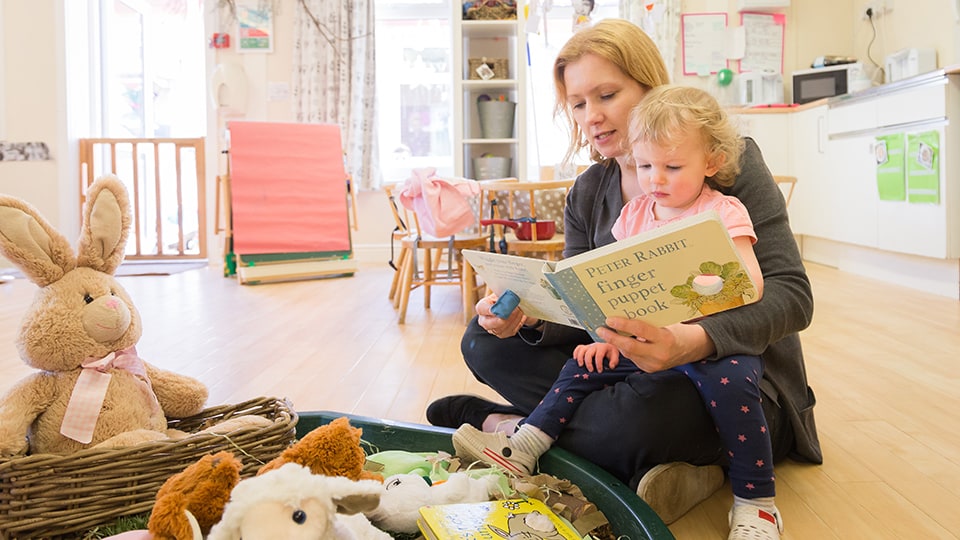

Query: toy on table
[0,175,210,456]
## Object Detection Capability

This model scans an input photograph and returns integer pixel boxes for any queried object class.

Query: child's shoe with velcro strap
[452,424,536,476]
[728,504,783,540]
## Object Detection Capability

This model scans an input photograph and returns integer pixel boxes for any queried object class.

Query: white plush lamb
[207,463,391,540]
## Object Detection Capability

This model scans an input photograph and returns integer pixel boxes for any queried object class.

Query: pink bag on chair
[399,168,479,237]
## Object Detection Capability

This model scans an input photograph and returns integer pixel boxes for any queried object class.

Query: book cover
[463,210,759,342]
[418,498,582,540]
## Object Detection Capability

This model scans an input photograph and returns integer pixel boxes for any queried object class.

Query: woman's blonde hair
[627,85,743,188]
[553,19,670,165]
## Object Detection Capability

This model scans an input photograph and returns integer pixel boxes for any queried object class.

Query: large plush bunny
[0,175,209,456]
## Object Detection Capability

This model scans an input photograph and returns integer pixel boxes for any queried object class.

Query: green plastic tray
[298,411,674,540]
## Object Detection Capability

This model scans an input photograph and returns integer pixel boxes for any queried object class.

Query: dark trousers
[461,318,790,491]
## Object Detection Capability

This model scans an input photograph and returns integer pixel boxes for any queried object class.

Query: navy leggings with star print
[524,354,775,499]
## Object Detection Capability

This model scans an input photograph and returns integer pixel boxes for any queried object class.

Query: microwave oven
[791,62,865,104]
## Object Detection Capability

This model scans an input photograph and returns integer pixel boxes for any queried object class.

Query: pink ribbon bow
[60,346,151,444]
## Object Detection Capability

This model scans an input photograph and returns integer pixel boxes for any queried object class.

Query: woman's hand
[595,317,716,372]
[475,292,527,339]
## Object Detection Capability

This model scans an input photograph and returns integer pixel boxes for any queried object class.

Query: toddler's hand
[573,343,620,372]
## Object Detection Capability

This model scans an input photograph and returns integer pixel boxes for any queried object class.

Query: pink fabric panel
[228,121,351,255]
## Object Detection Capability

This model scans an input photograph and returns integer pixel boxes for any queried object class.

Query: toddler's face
[632,133,720,218]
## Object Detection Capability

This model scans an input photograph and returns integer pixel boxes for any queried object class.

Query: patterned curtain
[620,0,681,80]
[293,0,381,189]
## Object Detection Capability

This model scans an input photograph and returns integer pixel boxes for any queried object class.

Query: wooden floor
[1,260,958,539]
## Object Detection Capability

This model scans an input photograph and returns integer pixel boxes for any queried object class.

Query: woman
[427,18,822,529]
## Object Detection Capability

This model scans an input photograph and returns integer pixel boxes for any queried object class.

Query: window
[99,0,205,138]
[375,1,453,183]
[526,1,621,172]
[85,0,205,257]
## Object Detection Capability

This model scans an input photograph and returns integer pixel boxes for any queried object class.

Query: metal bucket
[477,100,516,138]
[473,156,512,180]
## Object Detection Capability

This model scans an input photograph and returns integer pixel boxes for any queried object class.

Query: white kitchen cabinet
[731,112,791,176]
[786,104,828,237]
[824,76,956,259]
[452,14,527,181]
[825,134,878,248]
[733,73,960,297]
[875,122,951,258]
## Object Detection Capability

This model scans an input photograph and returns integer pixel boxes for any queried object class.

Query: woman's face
[563,53,647,160]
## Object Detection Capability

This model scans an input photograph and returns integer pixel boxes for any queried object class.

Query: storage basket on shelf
[469,57,509,80]
[462,0,517,20]
[0,396,297,540]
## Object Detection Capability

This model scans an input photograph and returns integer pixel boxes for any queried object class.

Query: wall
[2,1,959,269]
[675,1,959,101]
[0,0,67,238]
[208,4,296,132]
[675,1,845,98]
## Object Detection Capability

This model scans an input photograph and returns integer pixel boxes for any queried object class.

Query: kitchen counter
[729,66,960,299]
[729,62,960,114]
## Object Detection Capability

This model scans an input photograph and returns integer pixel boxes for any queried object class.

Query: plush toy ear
[76,175,131,274]
[329,478,384,515]
[0,194,76,287]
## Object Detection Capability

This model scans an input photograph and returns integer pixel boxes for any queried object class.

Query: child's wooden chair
[385,185,488,325]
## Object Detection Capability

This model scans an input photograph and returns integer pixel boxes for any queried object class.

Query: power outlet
[862,0,893,20]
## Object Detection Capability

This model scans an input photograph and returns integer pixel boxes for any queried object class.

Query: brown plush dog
[258,417,383,482]
[147,451,243,539]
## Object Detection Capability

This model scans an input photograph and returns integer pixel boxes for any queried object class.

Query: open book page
[464,210,758,342]
[461,250,583,328]
[543,209,758,337]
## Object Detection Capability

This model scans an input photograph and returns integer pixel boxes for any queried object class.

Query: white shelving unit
[452,12,527,181]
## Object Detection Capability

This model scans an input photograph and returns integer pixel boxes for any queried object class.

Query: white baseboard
[800,236,960,299]
[353,243,395,266]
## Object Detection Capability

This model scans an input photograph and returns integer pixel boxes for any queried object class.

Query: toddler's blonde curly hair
[627,85,744,188]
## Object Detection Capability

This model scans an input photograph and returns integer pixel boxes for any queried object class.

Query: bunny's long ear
[0,194,76,287]
[77,175,131,274]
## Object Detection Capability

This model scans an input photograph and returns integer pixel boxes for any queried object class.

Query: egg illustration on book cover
[670,260,756,317]
[489,509,570,540]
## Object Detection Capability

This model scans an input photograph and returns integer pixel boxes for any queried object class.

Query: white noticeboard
[739,12,785,74]
[681,12,729,76]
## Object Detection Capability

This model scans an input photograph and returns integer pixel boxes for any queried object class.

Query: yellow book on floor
[417,497,583,540]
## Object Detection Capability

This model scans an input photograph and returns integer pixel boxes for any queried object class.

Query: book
[417,497,583,540]
[462,210,759,342]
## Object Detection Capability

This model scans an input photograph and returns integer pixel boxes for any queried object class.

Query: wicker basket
[0,396,297,540]
[463,1,517,20]
[469,57,509,80]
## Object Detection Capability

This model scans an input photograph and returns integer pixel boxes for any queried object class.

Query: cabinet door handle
[817,115,825,154]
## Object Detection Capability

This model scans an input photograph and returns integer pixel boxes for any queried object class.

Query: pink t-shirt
[611,186,756,243]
